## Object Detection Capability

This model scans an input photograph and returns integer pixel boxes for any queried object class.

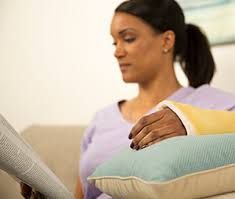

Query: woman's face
[111,12,168,84]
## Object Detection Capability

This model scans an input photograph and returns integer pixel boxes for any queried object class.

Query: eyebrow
[118,28,136,35]
[111,28,136,36]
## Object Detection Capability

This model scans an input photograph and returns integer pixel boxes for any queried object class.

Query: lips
[119,63,131,67]
[119,63,131,72]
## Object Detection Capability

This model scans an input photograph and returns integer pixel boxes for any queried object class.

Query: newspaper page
[0,114,74,199]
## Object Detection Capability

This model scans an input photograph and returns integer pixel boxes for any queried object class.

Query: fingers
[20,182,32,199]
[130,122,164,149]
[129,109,166,139]
[129,108,187,150]
[33,191,46,199]
[143,132,182,148]
[20,182,46,199]
[136,125,176,149]
[135,131,158,150]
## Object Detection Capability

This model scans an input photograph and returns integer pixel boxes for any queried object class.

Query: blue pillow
[88,134,235,199]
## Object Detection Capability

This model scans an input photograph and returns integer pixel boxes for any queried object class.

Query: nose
[114,44,127,59]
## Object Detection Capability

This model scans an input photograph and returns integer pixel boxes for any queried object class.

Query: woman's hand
[129,108,187,150]
[20,182,46,199]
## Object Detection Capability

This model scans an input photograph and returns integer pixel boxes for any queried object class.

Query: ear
[161,30,175,54]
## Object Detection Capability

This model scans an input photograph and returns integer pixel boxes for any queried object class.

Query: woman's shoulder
[182,84,235,110]
[194,84,235,99]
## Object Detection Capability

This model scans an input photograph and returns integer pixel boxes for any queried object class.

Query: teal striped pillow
[88,134,235,199]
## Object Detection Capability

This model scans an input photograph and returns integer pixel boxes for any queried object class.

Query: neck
[135,67,182,108]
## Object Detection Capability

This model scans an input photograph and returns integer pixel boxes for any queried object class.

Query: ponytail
[179,24,216,88]
[115,0,216,88]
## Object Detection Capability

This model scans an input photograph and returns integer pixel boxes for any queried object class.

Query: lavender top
[80,85,235,199]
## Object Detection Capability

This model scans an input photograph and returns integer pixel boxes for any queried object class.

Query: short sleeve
[79,113,99,194]
[80,113,99,156]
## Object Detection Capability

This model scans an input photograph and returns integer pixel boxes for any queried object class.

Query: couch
[0,125,235,199]
[0,125,86,199]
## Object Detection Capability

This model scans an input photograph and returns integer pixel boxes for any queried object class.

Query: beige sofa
[0,125,86,199]
[1,125,235,199]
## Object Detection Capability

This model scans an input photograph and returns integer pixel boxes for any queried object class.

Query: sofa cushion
[21,125,86,193]
[88,134,235,199]
[0,125,86,198]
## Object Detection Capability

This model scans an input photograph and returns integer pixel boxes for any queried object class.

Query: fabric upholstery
[89,134,235,199]
[0,125,85,198]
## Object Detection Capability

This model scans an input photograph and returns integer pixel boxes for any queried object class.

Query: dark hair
[115,0,215,88]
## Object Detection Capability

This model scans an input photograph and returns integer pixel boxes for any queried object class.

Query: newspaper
[0,114,74,199]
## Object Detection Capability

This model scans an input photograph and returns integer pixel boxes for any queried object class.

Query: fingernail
[128,133,132,139]
[130,142,134,148]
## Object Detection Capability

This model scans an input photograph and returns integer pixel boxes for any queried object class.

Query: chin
[121,76,138,83]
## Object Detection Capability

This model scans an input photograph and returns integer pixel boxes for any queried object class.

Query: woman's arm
[129,100,235,149]
[158,100,235,135]
[75,176,84,199]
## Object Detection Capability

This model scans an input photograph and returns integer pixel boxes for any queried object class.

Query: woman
[77,0,235,198]
[21,0,235,198]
